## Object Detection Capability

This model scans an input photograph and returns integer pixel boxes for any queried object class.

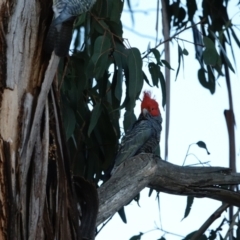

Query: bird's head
[141,91,160,117]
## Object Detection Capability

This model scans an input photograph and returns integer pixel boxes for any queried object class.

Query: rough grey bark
[97,154,240,226]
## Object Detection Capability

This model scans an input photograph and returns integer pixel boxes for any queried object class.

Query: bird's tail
[44,19,75,57]
[55,20,75,57]
[44,23,57,56]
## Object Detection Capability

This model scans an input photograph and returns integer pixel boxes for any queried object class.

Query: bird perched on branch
[111,91,162,174]
[45,0,96,57]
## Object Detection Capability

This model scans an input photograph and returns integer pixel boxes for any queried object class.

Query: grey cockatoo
[45,0,96,57]
[112,91,162,174]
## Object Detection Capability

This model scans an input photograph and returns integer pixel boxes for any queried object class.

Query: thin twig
[224,209,240,240]
[185,161,211,167]
[154,226,185,238]
[191,203,229,240]
[96,216,113,236]
[142,20,205,59]
[182,143,193,166]
[186,153,210,166]
[175,36,204,46]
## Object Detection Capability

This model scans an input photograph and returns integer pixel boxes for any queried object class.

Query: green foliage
[186,0,197,21]
[56,0,240,238]
[88,102,102,137]
[198,67,215,94]
[88,35,111,78]
[118,206,127,224]
[62,102,76,140]
[182,196,194,220]
[147,49,166,107]
[170,1,187,28]
[58,0,148,182]
[166,0,238,94]
[196,141,210,155]
[175,44,188,81]
[157,237,166,240]
[58,0,171,181]
[183,231,207,240]
[148,62,166,107]
[202,37,220,66]
[58,0,238,193]
[129,232,143,240]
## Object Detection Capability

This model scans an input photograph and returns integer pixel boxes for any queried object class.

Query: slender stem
[142,20,205,59]
[96,216,113,236]
[191,203,229,240]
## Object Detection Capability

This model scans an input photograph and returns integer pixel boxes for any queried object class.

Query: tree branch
[97,154,240,226]
[191,203,229,240]
[141,20,204,59]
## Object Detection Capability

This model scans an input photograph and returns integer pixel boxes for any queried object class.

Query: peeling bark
[0,1,86,239]
[0,140,9,240]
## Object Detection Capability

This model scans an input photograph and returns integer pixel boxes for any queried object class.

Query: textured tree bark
[97,154,240,226]
[0,0,46,238]
[0,1,83,239]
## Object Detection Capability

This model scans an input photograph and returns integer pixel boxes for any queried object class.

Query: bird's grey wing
[114,120,152,167]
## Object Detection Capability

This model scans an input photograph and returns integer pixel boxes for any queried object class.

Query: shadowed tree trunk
[0,0,239,240]
[0,1,85,239]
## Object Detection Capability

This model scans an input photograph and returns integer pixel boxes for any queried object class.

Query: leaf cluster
[162,0,239,94]
[58,0,169,183]
[56,0,240,237]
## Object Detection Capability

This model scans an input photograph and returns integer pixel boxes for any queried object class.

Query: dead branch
[97,154,240,226]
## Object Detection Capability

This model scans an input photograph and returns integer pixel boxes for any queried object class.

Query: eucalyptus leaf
[63,107,76,140]
[118,207,127,224]
[183,48,189,55]
[175,44,183,81]
[197,68,215,94]
[150,48,162,65]
[90,35,111,78]
[196,141,210,154]
[161,59,174,70]
[210,31,235,73]
[148,62,159,87]
[143,71,153,87]
[203,36,215,49]
[203,48,218,65]
[88,103,102,137]
[126,48,143,110]
[129,232,143,240]
[158,70,166,107]
[182,196,194,220]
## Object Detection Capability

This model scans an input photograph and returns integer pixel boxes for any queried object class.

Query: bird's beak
[142,108,149,116]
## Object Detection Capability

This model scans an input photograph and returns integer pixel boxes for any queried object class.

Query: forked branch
[97,153,240,226]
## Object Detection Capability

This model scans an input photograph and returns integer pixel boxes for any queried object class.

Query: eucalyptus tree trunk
[0,1,83,239]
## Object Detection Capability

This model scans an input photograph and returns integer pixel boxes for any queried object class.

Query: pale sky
[97,1,240,239]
